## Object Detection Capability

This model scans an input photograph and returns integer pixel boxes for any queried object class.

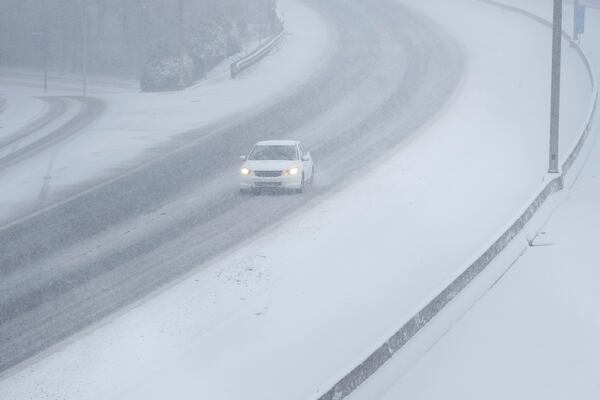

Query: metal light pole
[32,31,48,92]
[245,0,250,55]
[177,0,185,89]
[33,0,49,92]
[82,0,88,96]
[43,32,48,92]
[548,0,562,173]
[42,0,48,92]
[573,0,581,41]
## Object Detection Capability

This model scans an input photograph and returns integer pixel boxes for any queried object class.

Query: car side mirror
[240,155,247,161]
[301,155,310,161]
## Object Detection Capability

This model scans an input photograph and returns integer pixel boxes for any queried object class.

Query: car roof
[255,140,300,146]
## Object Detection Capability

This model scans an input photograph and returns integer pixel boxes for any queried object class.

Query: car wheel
[296,173,305,194]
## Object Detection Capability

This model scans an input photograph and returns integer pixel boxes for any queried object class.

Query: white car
[239,140,314,193]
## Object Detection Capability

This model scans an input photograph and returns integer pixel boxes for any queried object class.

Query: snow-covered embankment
[349,1,600,399]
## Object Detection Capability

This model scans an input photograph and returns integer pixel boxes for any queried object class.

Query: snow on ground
[0,68,138,95]
[0,0,595,399]
[360,134,600,400]
[0,94,47,141]
[346,2,600,399]
[0,98,82,160]
[0,0,334,223]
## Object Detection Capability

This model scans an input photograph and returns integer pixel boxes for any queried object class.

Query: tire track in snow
[0,97,67,150]
[0,0,463,374]
[0,96,104,172]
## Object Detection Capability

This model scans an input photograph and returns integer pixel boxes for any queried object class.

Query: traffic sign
[579,0,600,8]
[575,3,586,34]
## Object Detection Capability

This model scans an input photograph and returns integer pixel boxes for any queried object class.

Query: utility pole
[177,0,185,89]
[42,0,48,92]
[548,0,562,174]
[32,30,48,92]
[573,0,581,41]
[82,0,88,96]
[43,32,48,92]
[245,0,250,55]
[33,0,49,92]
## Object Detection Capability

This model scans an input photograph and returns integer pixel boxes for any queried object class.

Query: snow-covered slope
[363,130,600,400]
[348,2,600,399]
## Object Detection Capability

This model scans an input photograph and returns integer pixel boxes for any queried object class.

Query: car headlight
[241,167,251,176]
[285,167,299,176]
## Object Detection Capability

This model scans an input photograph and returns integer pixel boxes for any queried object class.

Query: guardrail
[316,2,599,399]
[230,30,285,79]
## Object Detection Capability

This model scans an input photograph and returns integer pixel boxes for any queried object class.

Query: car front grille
[254,170,282,177]
[255,182,282,187]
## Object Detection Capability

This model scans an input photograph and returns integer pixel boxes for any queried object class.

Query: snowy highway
[0,96,104,171]
[0,0,462,374]
[2,0,596,398]
[0,97,68,154]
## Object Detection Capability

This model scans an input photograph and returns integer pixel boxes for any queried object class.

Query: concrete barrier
[316,2,598,399]
[230,30,285,79]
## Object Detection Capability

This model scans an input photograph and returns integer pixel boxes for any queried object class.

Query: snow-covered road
[0,0,595,399]
[0,96,104,171]
[0,0,332,224]
[0,0,462,379]
[0,97,68,151]
[0,95,47,142]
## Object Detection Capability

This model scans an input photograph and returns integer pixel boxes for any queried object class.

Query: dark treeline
[0,0,281,90]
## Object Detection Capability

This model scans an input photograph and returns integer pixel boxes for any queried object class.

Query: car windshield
[249,145,298,161]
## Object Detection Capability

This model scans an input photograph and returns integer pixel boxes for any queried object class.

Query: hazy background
[0,0,281,89]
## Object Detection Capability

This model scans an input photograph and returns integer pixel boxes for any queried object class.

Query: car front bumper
[240,174,302,190]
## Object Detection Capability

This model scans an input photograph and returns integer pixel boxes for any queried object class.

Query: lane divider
[315,2,598,399]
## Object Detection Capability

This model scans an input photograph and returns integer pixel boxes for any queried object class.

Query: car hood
[243,160,301,171]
